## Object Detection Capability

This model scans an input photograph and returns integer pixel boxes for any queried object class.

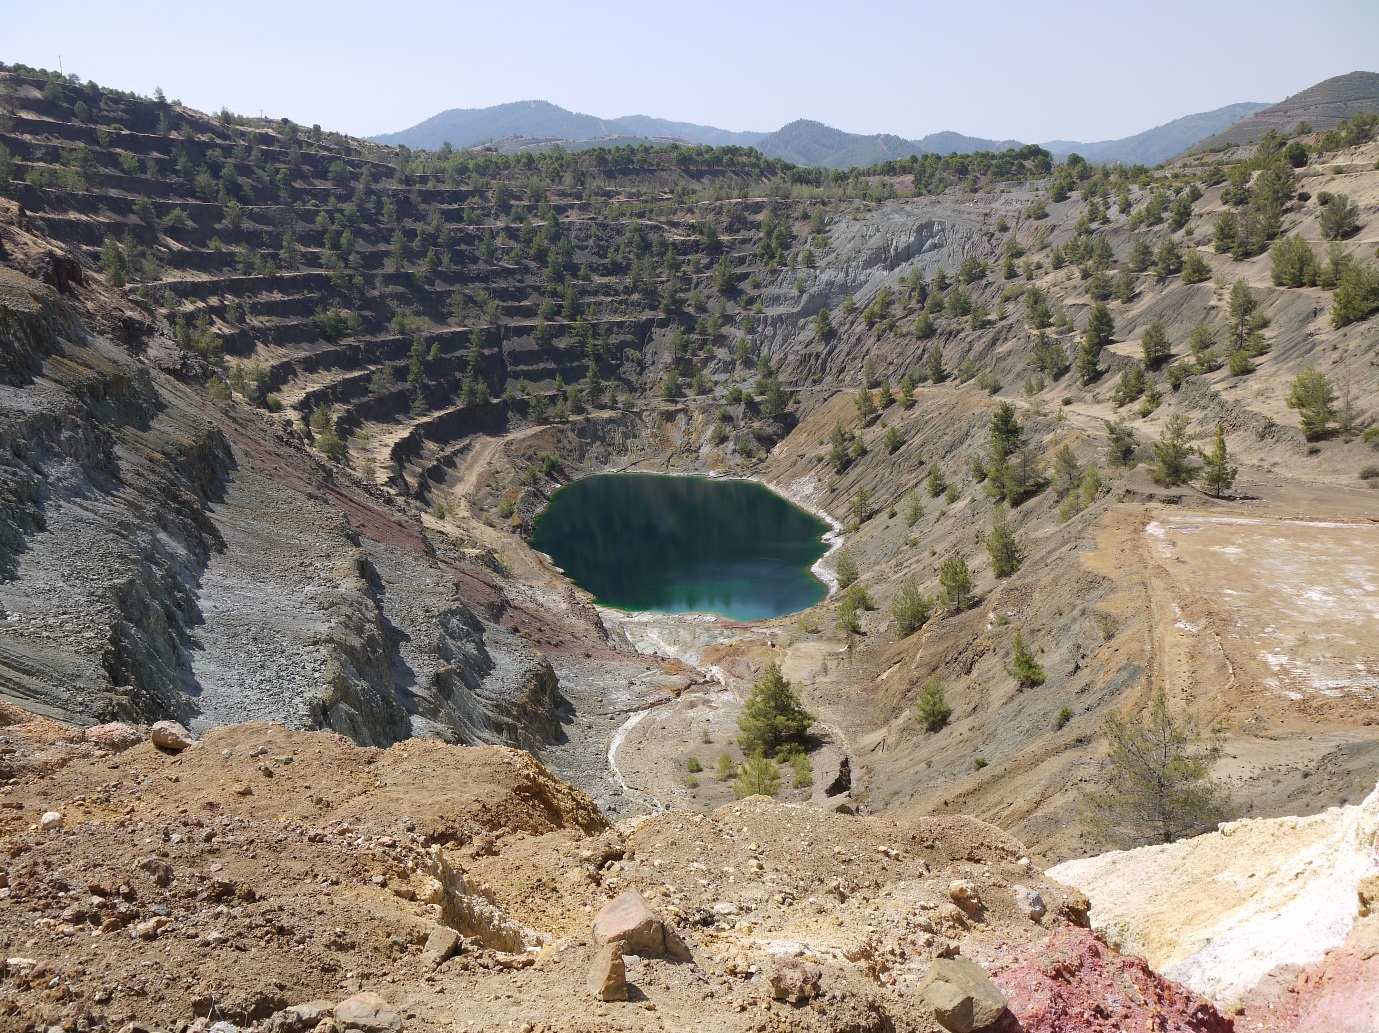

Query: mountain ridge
[369,99,767,151]
[373,96,1275,168]
[1187,70,1379,152]
[1041,101,1270,164]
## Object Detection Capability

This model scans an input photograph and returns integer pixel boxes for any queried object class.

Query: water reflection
[530,474,829,621]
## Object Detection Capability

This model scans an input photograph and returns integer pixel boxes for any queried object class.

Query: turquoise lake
[529,473,831,621]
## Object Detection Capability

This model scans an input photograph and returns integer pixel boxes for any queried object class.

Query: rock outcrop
[1050,780,1379,1006]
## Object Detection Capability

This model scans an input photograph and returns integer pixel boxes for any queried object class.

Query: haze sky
[6,0,1379,143]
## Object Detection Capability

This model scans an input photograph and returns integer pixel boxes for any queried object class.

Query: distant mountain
[751,119,1024,168]
[1186,71,1379,152]
[370,100,765,151]
[602,114,765,148]
[372,90,1342,170]
[1042,102,1269,166]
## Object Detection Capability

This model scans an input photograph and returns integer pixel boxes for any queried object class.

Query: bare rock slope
[1050,780,1379,1020]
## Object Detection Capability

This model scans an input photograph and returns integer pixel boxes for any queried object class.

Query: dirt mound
[0,715,1236,1032]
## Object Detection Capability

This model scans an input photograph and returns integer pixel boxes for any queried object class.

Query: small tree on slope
[1080,690,1234,846]
[1199,423,1237,499]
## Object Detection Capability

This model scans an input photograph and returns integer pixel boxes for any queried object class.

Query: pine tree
[1005,632,1046,688]
[1084,301,1115,345]
[1181,251,1212,284]
[814,306,833,340]
[915,674,952,732]
[1113,268,1137,303]
[1053,444,1082,499]
[736,663,815,755]
[1106,418,1138,468]
[893,578,934,637]
[1076,337,1103,386]
[1198,423,1237,498]
[715,752,738,781]
[1286,367,1337,440]
[1227,280,1260,349]
[1025,286,1053,328]
[904,487,924,526]
[926,345,945,383]
[733,753,781,799]
[1080,690,1233,846]
[927,465,947,497]
[855,385,877,424]
[1188,322,1217,370]
[835,549,858,589]
[939,554,975,612]
[986,508,1023,578]
[1140,320,1171,369]
[1150,414,1198,486]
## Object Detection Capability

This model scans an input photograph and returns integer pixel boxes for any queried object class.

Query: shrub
[686,756,703,773]
[715,753,738,781]
[892,578,934,637]
[734,753,781,799]
[1005,632,1046,688]
[835,549,858,588]
[915,674,952,732]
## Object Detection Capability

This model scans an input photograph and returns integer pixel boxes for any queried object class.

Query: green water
[530,473,831,621]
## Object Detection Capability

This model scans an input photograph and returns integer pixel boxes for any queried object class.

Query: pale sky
[5,0,1378,143]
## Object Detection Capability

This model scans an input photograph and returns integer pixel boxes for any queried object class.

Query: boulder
[592,889,690,960]
[39,811,62,831]
[334,991,401,1033]
[85,722,143,752]
[766,957,822,1003]
[1013,885,1046,921]
[419,925,461,971]
[917,957,1008,1033]
[286,1001,336,1028]
[586,942,628,1001]
[948,879,982,914]
[150,720,197,751]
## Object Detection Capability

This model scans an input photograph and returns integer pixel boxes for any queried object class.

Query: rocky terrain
[0,706,1238,1033]
[0,62,1378,1030]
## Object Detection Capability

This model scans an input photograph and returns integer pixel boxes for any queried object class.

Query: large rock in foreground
[592,888,690,959]
[917,957,1008,1032]
[586,943,629,1001]
[334,991,402,1032]
[150,720,197,751]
